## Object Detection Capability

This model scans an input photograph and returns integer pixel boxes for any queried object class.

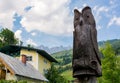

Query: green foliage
[99,43,120,83]
[52,50,73,80]
[111,40,120,55]
[61,70,74,81]
[0,80,27,83]
[0,28,18,47]
[58,65,72,73]
[52,40,120,82]
[52,50,72,73]
[98,39,120,55]
[17,80,27,83]
[45,64,67,83]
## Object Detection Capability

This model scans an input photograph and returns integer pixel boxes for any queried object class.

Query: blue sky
[0,0,120,47]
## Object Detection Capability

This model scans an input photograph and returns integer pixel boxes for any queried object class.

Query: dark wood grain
[73,6,102,80]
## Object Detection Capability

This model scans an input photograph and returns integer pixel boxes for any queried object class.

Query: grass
[52,49,73,81]
[61,70,74,81]
[52,49,72,57]
[62,62,72,67]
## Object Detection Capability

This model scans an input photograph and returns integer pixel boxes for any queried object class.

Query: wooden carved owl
[73,6,102,78]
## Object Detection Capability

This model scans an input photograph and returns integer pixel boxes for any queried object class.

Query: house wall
[20,49,51,74]
[38,53,51,74]
[20,49,38,70]
[6,73,17,80]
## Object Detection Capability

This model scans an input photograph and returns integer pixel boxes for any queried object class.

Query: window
[43,69,48,74]
[26,56,32,61]
[44,59,47,64]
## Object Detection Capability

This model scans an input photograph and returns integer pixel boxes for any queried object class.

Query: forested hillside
[52,49,73,80]
[52,39,120,81]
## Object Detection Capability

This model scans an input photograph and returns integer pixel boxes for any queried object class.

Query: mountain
[98,39,120,47]
[38,45,72,54]
[38,39,120,54]
[51,39,120,80]
[51,49,73,80]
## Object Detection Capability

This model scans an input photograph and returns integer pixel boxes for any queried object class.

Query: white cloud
[0,0,73,36]
[15,30,22,40]
[20,0,73,36]
[107,16,120,28]
[109,0,116,5]
[26,38,37,46]
[0,0,30,29]
[31,32,36,36]
[83,3,88,7]
[93,5,110,29]
[97,25,102,30]
[110,0,114,4]
[93,6,109,14]
[93,6,109,22]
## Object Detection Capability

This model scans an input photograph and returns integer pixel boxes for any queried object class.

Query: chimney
[21,54,27,65]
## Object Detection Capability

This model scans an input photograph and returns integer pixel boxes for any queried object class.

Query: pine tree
[99,43,120,83]
[45,64,67,83]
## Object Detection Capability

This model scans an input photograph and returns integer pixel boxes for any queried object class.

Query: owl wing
[90,24,101,65]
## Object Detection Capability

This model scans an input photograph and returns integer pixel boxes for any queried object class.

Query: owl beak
[79,17,83,26]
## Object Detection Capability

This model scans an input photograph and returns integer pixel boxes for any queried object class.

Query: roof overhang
[0,45,57,63]
[15,74,48,82]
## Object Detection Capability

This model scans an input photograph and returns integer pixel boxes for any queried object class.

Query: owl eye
[87,15,89,18]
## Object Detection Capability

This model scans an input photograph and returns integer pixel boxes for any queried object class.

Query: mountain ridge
[37,45,72,54]
[38,39,120,54]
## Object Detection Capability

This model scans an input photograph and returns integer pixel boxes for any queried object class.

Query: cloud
[15,30,22,40]
[83,3,88,7]
[110,0,114,5]
[31,32,36,36]
[93,6,109,22]
[93,6,109,14]
[107,16,120,28]
[109,0,116,5]
[20,0,73,36]
[93,5,110,30]
[26,38,37,46]
[97,25,102,30]
[0,0,30,30]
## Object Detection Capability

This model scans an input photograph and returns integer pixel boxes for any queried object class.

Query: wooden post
[73,6,102,83]
[75,76,97,83]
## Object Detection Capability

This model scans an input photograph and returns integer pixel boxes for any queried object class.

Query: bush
[0,80,27,83]
[18,80,27,83]
[45,64,67,83]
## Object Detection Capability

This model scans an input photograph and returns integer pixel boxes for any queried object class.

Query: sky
[0,0,120,47]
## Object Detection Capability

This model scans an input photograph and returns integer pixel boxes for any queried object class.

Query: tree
[0,28,18,47]
[99,43,120,83]
[112,40,120,55]
[45,64,67,83]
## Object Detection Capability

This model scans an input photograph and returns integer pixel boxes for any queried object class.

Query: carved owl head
[74,9,84,28]
[82,6,95,26]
